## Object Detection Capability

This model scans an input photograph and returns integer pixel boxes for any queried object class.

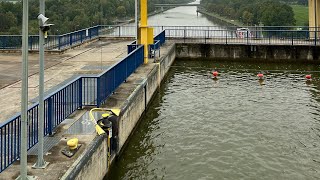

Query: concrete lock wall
[118,44,176,151]
[62,44,176,180]
[176,43,320,61]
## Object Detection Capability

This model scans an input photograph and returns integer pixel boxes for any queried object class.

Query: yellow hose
[89,108,120,135]
[89,108,106,135]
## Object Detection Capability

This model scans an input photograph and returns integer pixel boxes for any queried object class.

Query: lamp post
[32,0,49,169]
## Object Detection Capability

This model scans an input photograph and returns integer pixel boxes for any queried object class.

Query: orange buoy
[212,71,218,77]
[306,75,311,80]
[257,73,264,79]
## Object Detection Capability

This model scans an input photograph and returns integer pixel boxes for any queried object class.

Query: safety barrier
[0,26,100,50]
[164,28,320,46]
[127,40,138,54]
[0,45,144,173]
[2,26,319,50]
[154,30,166,45]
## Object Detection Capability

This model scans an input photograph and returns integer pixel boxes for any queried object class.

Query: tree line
[0,0,192,35]
[200,0,298,26]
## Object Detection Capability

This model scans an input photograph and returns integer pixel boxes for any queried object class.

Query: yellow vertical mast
[139,0,153,64]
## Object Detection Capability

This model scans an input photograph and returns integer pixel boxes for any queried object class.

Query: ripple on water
[108,61,320,180]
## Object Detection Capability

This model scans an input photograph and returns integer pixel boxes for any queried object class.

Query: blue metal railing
[0,45,145,173]
[154,30,166,45]
[97,45,144,105]
[127,40,138,54]
[0,26,100,50]
[149,40,161,58]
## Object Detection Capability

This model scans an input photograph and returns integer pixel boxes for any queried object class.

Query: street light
[32,7,53,170]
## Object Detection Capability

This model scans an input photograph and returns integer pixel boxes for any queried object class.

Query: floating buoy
[257,73,264,80]
[212,71,218,77]
[306,75,311,80]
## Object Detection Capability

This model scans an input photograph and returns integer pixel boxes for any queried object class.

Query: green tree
[116,6,127,18]
[242,11,253,25]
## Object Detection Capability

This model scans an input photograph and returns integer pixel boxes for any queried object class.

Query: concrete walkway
[0,39,131,124]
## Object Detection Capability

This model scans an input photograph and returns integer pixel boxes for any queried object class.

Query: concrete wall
[118,44,176,152]
[61,136,108,180]
[176,43,320,62]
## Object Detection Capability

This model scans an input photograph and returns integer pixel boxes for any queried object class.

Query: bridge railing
[0,44,145,173]
[2,26,319,50]
[0,26,100,51]
[164,28,319,46]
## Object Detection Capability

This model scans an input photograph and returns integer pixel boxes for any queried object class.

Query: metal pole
[33,0,48,169]
[315,0,317,45]
[135,0,138,43]
[17,0,35,179]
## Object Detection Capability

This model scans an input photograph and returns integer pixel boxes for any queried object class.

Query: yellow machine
[89,108,120,166]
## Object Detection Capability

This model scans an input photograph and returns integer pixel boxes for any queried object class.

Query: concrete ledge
[61,135,107,180]
[176,43,320,62]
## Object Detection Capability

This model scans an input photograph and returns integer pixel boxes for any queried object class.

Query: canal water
[108,60,320,179]
[147,0,217,26]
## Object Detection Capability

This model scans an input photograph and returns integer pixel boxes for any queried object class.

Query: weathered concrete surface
[0,39,131,124]
[175,43,320,62]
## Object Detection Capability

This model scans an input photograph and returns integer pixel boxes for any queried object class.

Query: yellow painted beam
[309,0,320,39]
[139,0,154,64]
[141,0,147,27]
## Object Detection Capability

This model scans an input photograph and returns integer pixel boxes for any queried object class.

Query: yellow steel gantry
[309,0,320,39]
[139,0,154,64]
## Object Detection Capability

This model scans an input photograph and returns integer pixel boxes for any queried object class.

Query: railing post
[80,31,83,43]
[58,36,61,50]
[79,78,83,109]
[247,31,249,45]
[225,30,228,45]
[315,29,317,46]
[30,36,33,50]
[204,30,206,44]
[48,97,53,135]
[184,29,186,43]
[119,26,121,37]
[291,31,294,46]
[69,33,72,46]
[97,77,100,107]
[97,26,100,37]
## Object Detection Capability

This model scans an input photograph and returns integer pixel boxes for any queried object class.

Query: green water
[108,60,320,180]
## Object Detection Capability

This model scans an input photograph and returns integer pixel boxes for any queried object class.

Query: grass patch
[291,5,309,26]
